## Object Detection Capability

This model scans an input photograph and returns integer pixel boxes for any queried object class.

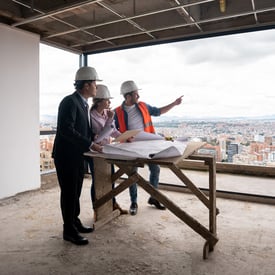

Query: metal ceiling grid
[0,0,275,54]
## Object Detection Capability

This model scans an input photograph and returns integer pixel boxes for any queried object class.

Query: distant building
[40,135,55,171]
[40,151,55,171]
[198,144,222,161]
[265,136,272,145]
[227,143,239,162]
[218,138,227,160]
[254,134,265,143]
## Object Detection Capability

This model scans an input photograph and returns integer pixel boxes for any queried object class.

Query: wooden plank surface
[93,157,113,221]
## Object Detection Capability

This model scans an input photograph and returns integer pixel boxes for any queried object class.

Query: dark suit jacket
[52,91,94,163]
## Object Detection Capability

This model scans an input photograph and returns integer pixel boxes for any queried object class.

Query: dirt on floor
[1,175,275,275]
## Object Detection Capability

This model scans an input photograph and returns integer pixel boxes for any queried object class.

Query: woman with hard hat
[89,84,128,219]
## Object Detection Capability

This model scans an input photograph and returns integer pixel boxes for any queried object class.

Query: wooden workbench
[85,152,219,259]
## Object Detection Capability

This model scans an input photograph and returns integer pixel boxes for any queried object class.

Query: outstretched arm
[159,95,183,115]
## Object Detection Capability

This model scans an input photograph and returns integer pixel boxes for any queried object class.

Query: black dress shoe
[75,221,94,233]
[63,232,89,245]
[148,197,166,210]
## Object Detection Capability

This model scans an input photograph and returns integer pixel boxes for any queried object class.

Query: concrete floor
[0,171,275,275]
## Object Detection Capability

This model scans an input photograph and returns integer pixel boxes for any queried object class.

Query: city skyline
[40,116,275,168]
[40,28,275,119]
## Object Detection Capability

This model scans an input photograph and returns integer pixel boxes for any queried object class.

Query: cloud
[40,29,275,118]
[169,29,275,66]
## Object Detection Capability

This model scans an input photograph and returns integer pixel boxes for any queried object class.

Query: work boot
[129,202,138,215]
[148,197,166,210]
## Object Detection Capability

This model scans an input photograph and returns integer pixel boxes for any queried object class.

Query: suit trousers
[54,157,85,232]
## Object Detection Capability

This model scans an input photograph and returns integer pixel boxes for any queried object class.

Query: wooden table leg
[206,156,217,254]
[93,157,113,222]
[135,172,218,247]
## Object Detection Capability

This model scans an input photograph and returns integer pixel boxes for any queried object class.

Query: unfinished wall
[0,23,40,199]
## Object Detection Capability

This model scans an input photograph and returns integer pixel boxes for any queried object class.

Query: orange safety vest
[115,102,155,133]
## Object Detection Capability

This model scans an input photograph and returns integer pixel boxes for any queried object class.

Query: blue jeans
[129,163,160,204]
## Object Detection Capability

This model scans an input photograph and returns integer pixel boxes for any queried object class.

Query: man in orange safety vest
[114,80,183,215]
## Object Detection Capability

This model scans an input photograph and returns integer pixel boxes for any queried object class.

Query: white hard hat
[75,66,102,81]
[120,80,140,95]
[94,84,113,99]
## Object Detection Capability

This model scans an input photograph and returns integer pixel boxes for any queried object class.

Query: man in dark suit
[52,66,102,245]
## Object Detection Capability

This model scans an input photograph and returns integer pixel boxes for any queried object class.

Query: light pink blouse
[90,109,121,145]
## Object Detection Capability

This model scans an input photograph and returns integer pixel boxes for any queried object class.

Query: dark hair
[74,80,94,90]
[91,98,103,110]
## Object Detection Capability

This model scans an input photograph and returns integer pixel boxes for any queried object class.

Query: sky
[40,28,275,119]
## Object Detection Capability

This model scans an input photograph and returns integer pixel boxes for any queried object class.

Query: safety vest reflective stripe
[138,102,155,133]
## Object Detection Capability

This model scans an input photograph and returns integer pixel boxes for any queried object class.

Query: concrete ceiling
[1,0,275,54]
